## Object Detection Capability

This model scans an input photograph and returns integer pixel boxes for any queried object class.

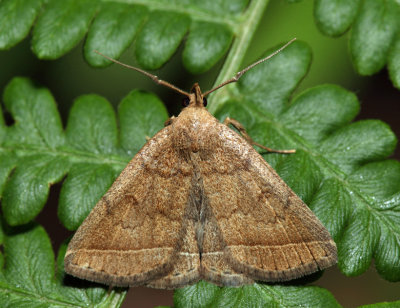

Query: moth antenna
[94,50,191,97]
[203,38,297,96]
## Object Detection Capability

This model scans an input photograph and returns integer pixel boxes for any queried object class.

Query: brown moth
[64,39,337,289]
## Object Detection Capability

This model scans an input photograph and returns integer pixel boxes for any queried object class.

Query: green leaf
[1,78,69,225]
[342,161,400,280]
[310,0,400,89]
[349,0,400,75]
[314,0,360,36]
[0,0,42,49]
[0,222,127,307]
[174,281,220,307]
[32,0,98,59]
[0,104,14,198]
[359,300,400,308]
[320,120,395,173]
[184,0,249,14]
[183,22,233,74]
[280,84,360,145]
[58,164,117,231]
[3,77,65,149]
[0,154,16,197]
[65,94,118,155]
[237,41,311,115]
[2,155,70,225]
[84,2,147,67]
[0,0,252,74]
[388,34,400,88]
[174,281,341,307]
[135,11,191,69]
[118,90,169,155]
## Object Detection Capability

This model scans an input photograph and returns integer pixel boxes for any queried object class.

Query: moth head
[181,83,207,108]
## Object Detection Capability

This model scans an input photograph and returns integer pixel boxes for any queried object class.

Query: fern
[0,0,257,74]
[313,0,400,89]
[0,0,399,307]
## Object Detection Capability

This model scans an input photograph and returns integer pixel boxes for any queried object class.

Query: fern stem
[208,0,270,114]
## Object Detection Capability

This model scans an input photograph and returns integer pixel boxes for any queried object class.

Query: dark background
[1,0,399,307]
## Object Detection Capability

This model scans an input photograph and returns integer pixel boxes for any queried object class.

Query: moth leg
[223,117,296,154]
[164,116,176,126]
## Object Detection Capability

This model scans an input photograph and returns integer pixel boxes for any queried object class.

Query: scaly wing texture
[200,199,254,286]
[199,122,337,282]
[146,172,202,289]
[65,126,197,286]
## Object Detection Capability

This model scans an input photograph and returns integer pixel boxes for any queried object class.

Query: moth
[64,39,337,289]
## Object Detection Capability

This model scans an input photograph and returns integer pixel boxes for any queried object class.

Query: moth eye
[203,97,207,107]
[182,97,190,107]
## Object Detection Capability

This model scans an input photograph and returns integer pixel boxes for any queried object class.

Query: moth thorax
[172,119,217,153]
